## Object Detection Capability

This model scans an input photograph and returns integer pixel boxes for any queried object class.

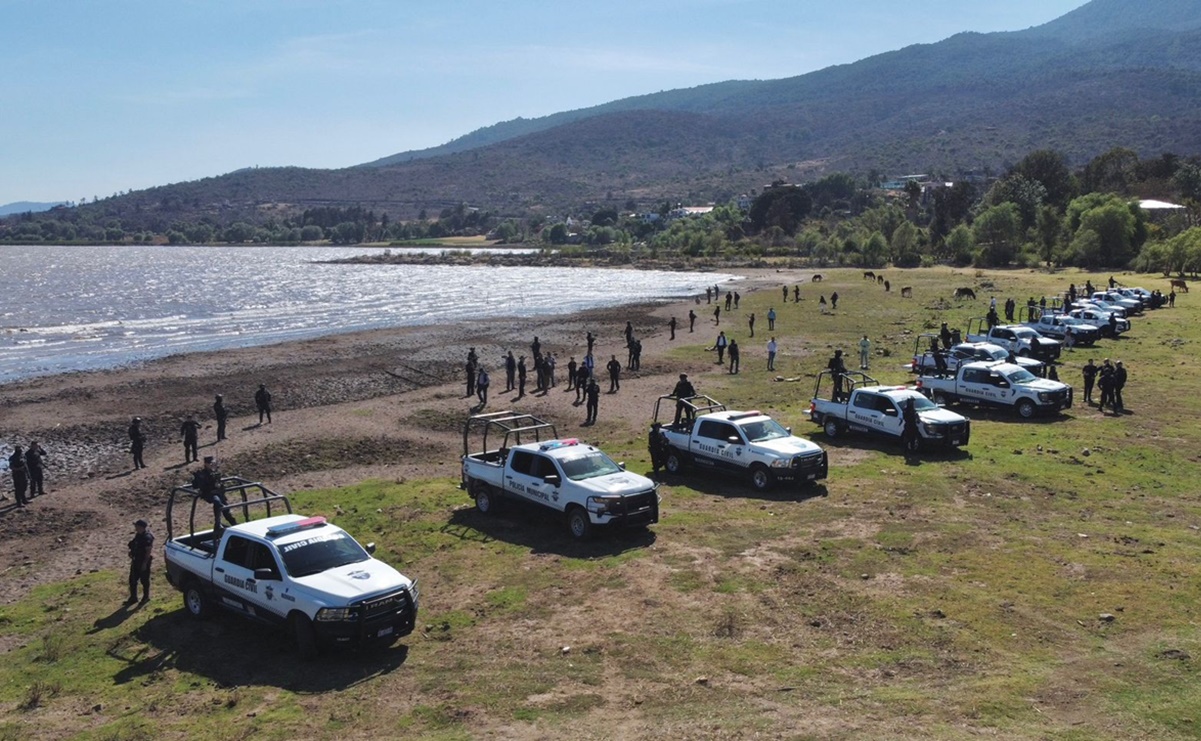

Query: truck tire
[749,464,774,492]
[474,483,495,514]
[1017,399,1037,419]
[823,418,841,439]
[290,613,320,660]
[665,450,685,474]
[183,581,210,620]
[932,390,950,406]
[566,506,592,540]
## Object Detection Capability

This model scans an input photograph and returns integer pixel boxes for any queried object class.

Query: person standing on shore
[465,352,477,398]
[586,332,596,356]
[606,355,622,392]
[767,307,776,331]
[794,285,800,302]
[566,357,577,391]
[748,313,755,338]
[782,285,788,302]
[688,309,696,333]
[713,305,721,325]
[505,351,517,392]
[575,362,589,404]
[858,335,871,370]
[584,378,600,425]
[767,337,778,371]
[669,316,677,341]
[255,384,272,425]
[713,331,728,364]
[25,441,46,497]
[8,445,29,507]
[129,417,146,470]
[213,394,228,441]
[728,339,740,374]
[476,367,490,406]
[180,414,201,463]
[126,519,154,606]
[517,356,528,398]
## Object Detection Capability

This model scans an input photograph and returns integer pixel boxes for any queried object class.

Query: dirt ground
[0,268,791,605]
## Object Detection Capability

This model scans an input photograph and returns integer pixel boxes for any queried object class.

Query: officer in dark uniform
[828,350,848,401]
[672,374,697,426]
[606,355,622,392]
[193,457,236,527]
[1113,360,1127,413]
[1081,358,1098,403]
[128,417,146,470]
[505,351,517,392]
[517,356,528,398]
[25,441,46,497]
[180,414,201,463]
[127,519,155,605]
[901,398,921,455]
[8,445,29,506]
[648,423,669,475]
[584,378,600,425]
[254,384,272,424]
[1097,359,1115,412]
[930,337,948,375]
[213,394,228,441]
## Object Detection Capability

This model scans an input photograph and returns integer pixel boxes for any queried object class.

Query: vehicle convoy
[910,337,1045,376]
[654,395,827,491]
[809,370,970,449]
[965,318,1061,361]
[460,411,659,539]
[1022,311,1101,346]
[163,477,418,658]
[1068,307,1129,337]
[918,360,1073,418]
[1091,291,1142,314]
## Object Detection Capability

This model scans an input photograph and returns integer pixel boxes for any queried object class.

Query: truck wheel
[823,419,841,438]
[474,485,495,514]
[566,506,592,540]
[183,582,210,619]
[665,451,684,474]
[1017,349,1031,358]
[932,390,949,406]
[291,613,320,660]
[749,464,774,492]
[1017,399,1036,419]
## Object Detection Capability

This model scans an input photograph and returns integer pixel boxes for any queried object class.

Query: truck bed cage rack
[165,475,293,541]
[812,369,879,402]
[652,394,726,426]
[462,410,559,459]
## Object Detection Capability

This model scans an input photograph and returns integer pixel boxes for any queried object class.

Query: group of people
[4,441,47,507]
[1080,358,1127,414]
[123,384,272,471]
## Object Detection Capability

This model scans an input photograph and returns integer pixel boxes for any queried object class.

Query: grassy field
[3,267,1200,740]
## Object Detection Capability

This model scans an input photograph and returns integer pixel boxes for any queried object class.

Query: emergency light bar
[266,516,327,538]
[540,439,579,451]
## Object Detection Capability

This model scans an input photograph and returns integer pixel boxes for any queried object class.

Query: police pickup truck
[460,411,658,539]
[965,318,1061,361]
[910,336,1045,376]
[654,394,827,492]
[162,477,418,659]
[918,360,1073,418]
[809,370,970,450]
[1023,311,1101,346]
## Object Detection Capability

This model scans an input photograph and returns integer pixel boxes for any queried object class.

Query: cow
[954,287,977,300]
[884,280,891,292]
[901,286,913,298]
[1170,278,1189,293]
[812,274,823,282]
[863,271,875,281]
[877,275,885,284]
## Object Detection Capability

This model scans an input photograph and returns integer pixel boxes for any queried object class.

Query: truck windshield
[1006,369,1038,384]
[279,532,370,578]
[558,452,622,481]
[976,347,1006,361]
[738,419,790,442]
[896,394,939,411]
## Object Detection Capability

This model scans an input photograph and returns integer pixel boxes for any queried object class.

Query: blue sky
[0,0,1086,206]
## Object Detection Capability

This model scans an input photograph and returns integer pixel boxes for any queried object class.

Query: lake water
[0,244,736,384]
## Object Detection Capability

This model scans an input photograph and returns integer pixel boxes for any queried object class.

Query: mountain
[0,201,66,217]
[40,0,1201,229]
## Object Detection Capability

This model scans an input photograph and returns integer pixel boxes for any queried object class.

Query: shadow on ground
[444,502,656,557]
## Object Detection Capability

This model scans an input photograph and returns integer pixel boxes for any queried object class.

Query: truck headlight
[1037,392,1051,402]
[588,495,622,515]
[921,423,940,436]
[770,458,791,468]
[316,607,354,622]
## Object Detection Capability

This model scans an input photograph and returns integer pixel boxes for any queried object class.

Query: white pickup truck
[163,477,418,659]
[965,318,1061,361]
[809,370,970,449]
[654,395,828,492]
[918,360,1073,418]
[1023,312,1101,346]
[910,336,1045,376]
[460,411,659,539]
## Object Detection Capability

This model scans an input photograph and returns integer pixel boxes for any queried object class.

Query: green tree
[972,203,1021,267]
[547,223,569,245]
[946,224,974,266]
[1080,147,1140,195]
[1012,149,1074,209]
[1035,205,1061,266]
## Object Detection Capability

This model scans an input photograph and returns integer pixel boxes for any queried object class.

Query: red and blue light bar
[266,516,327,538]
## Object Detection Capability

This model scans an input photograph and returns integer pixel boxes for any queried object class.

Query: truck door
[506,450,557,506]
[693,419,742,471]
[848,392,882,433]
[217,535,283,621]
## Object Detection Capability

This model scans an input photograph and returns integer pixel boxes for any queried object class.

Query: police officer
[1081,358,1098,404]
[648,422,669,475]
[193,457,236,527]
[128,417,146,470]
[828,350,848,401]
[127,519,154,605]
[607,355,622,392]
[1097,359,1115,412]
[672,373,697,426]
[254,384,273,424]
[25,441,46,497]
[1113,360,1127,413]
[213,394,228,441]
[728,339,740,374]
[584,378,600,425]
[505,351,517,392]
[8,445,29,506]
[901,398,921,455]
[180,414,201,463]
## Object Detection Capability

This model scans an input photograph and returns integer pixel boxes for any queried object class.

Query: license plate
[806,473,817,480]
[951,438,961,445]
[377,626,393,638]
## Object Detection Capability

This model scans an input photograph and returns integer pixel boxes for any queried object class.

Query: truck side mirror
[543,474,561,487]
[727,436,741,445]
[253,568,279,582]
[884,407,898,416]
[365,542,377,554]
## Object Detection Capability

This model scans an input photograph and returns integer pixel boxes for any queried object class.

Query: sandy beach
[1,267,791,604]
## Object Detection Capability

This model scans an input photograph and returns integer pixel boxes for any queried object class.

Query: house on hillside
[667,206,715,220]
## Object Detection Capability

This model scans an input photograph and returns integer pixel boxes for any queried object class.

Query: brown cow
[863,271,875,281]
[1170,278,1189,293]
[901,286,913,298]
[954,287,977,300]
